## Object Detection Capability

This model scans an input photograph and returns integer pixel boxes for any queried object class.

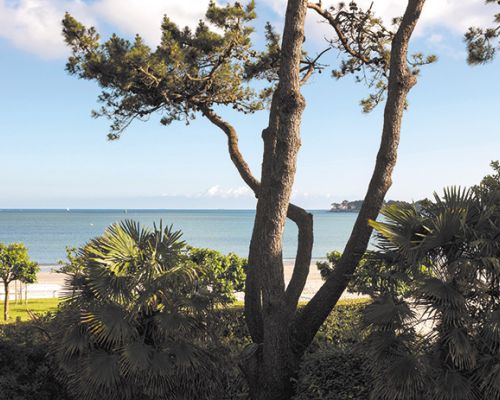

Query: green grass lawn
[0,297,368,325]
[229,297,369,308]
[0,298,61,324]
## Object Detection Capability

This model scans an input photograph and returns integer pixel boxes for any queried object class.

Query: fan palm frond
[83,351,122,392]
[441,328,477,370]
[370,203,425,259]
[81,303,136,347]
[120,340,153,376]
[432,369,478,400]
[364,295,415,330]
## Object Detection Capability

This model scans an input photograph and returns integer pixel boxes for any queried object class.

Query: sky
[0,0,499,209]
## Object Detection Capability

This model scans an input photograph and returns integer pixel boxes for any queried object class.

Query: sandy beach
[37,271,66,286]
[23,260,364,301]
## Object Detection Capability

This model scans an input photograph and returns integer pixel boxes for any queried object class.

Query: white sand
[283,259,363,300]
[3,261,365,301]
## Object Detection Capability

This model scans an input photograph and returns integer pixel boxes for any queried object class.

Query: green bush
[0,321,73,400]
[293,347,371,400]
[314,299,368,348]
[212,300,369,348]
[318,250,420,298]
[0,300,368,400]
[187,247,246,304]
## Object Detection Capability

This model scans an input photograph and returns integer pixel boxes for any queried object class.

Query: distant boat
[66,208,70,212]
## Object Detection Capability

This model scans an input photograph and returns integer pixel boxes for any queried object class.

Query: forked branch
[200,106,314,321]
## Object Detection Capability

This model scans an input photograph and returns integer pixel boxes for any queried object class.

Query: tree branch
[200,105,263,341]
[307,2,371,64]
[300,47,331,85]
[293,0,426,353]
[284,204,313,311]
[200,105,314,331]
[201,106,260,193]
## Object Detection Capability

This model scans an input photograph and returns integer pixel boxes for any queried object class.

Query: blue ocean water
[0,209,359,267]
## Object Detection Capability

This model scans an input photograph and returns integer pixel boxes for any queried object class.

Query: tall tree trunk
[242,0,308,399]
[3,281,9,321]
[203,1,427,397]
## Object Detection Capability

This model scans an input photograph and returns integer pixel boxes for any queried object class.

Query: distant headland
[329,199,412,212]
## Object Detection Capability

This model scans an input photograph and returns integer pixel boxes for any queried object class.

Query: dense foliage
[59,244,247,304]
[358,163,500,400]
[0,321,71,400]
[317,250,417,297]
[186,247,246,303]
[55,220,237,400]
[60,0,438,144]
[292,347,371,400]
[0,299,368,400]
[61,1,267,139]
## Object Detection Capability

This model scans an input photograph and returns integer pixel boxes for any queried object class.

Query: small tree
[187,247,247,304]
[0,243,39,321]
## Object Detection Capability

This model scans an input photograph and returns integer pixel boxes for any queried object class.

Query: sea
[0,209,360,270]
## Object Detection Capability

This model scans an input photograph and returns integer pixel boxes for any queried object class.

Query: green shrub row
[0,301,369,400]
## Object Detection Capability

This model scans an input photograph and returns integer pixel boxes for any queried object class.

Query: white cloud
[0,0,208,58]
[0,0,93,58]
[91,0,209,45]
[0,0,495,58]
[202,185,253,199]
[428,33,444,44]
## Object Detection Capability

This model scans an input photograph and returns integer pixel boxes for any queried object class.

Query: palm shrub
[359,175,500,400]
[55,220,239,400]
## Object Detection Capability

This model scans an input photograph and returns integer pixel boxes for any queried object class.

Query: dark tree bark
[3,280,9,321]
[242,0,309,398]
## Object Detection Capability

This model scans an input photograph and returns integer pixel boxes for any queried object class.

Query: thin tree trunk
[3,281,9,321]
[14,280,17,304]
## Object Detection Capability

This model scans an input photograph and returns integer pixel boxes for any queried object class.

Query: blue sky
[0,0,499,209]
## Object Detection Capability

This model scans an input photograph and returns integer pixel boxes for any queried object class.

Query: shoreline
[26,260,364,302]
